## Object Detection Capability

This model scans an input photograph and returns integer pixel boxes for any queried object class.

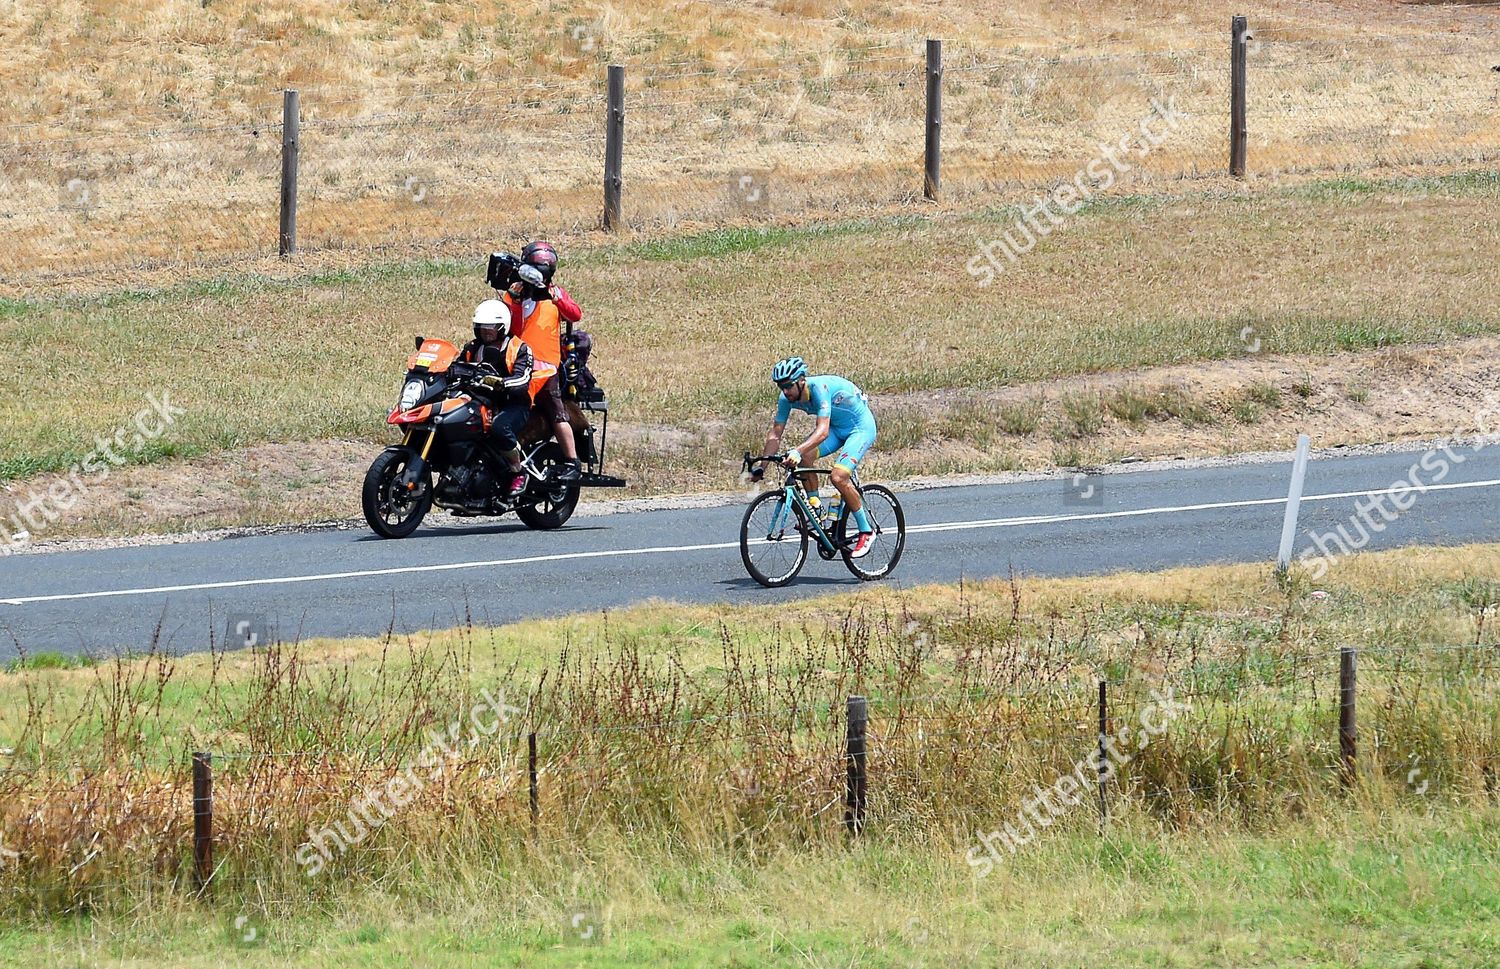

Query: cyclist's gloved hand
[782,448,802,467]
[749,466,764,482]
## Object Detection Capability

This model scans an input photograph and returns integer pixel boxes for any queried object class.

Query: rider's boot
[555,459,582,483]
[503,450,527,497]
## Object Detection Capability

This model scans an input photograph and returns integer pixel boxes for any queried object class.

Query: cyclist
[751,357,879,558]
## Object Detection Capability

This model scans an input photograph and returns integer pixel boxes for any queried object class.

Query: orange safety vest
[506,336,557,403]
[465,336,554,404]
[506,292,563,367]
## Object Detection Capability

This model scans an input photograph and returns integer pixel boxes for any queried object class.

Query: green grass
[0,811,1495,967]
[1231,399,1262,424]
[1054,392,1103,439]
[996,398,1043,435]
[934,398,1000,450]
[1244,381,1281,408]
[1,544,1498,963]
[1103,385,1151,425]
[618,215,927,263]
[0,298,36,319]
[1281,168,1500,202]
[3,652,95,673]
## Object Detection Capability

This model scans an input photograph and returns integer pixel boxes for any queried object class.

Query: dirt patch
[882,335,1498,465]
[3,335,1497,548]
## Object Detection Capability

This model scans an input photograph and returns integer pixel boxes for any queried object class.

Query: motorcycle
[361,333,625,539]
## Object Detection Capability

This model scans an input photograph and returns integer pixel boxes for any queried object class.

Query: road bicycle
[738,452,906,587]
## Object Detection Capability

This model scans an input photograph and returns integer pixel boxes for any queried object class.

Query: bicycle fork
[766,490,795,541]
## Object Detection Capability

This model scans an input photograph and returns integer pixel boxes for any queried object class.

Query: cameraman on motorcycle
[499,264,580,483]
[460,299,536,498]
[520,240,582,326]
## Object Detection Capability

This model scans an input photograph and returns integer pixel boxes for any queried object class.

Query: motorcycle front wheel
[362,449,433,539]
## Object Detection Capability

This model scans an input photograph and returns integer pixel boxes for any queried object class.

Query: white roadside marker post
[1277,434,1311,573]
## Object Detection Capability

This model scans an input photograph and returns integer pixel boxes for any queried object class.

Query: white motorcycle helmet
[472,298,510,342]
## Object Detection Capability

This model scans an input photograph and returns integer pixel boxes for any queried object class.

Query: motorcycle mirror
[414,335,425,349]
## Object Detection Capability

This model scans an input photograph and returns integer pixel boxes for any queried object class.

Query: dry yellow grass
[4,173,1500,538]
[13,328,1500,542]
[2,0,1496,281]
[2,541,1496,946]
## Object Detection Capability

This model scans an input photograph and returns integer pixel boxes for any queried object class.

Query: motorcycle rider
[505,259,582,482]
[460,299,536,498]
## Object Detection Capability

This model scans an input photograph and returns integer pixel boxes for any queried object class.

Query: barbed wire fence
[1,18,1496,292]
[0,642,1496,915]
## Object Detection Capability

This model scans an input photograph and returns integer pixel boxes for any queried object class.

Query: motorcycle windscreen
[407,339,461,374]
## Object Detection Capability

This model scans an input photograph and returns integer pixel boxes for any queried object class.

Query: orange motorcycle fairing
[389,403,435,425]
[405,338,462,374]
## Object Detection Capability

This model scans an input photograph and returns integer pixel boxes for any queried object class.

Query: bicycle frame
[745,453,856,555]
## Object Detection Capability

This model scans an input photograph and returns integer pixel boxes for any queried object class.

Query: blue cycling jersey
[775,375,874,434]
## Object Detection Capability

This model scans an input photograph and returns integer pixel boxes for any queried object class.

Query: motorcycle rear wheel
[515,444,581,530]
[362,449,433,539]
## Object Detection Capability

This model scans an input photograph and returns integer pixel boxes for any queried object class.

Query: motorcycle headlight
[399,379,425,410]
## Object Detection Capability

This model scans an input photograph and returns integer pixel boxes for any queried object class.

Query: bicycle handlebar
[742,452,831,477]
[743,452,782,470]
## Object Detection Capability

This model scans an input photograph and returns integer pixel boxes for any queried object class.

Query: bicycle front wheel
[841,484,905,581]
[740,491,809,588]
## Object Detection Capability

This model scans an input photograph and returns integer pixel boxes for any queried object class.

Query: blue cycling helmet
[771,357,808,386]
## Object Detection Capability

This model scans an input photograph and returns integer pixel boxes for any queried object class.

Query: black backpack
[565,330,601,398]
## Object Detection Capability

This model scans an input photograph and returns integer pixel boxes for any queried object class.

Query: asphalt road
[2,444,1498,658]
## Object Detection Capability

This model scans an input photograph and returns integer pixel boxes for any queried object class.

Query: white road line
[3,477,1499,607]
[909,477,1500,534]
[0,539,744,606]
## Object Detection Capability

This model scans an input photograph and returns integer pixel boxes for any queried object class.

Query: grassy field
[1,811,1496,967]
[1,544,1498,965]
[3,171,1499,541]
[3,0,1495,279]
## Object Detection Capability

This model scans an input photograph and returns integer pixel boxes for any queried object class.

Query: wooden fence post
[1339,648,1357,787]
[603,65,625,231]
[528,731,539,836]
[1097,681,1109,825]
[1229,16,1248,177]
[191,751,213,892]
[278,90,300,256]
[923,39,942,200]
[844,696,867,835]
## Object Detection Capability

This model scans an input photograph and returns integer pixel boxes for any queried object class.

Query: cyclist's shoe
[507,473,529,497]
[553,459,582,483]
[849,530,876,559]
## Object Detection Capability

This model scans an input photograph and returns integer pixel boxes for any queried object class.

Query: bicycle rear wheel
[840,484,905,581]
[740,491,809,587]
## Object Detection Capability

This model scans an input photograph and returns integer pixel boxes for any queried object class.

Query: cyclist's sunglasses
[777,379,800,391]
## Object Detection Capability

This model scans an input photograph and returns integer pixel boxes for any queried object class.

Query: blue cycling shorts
[818,417,877,471]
